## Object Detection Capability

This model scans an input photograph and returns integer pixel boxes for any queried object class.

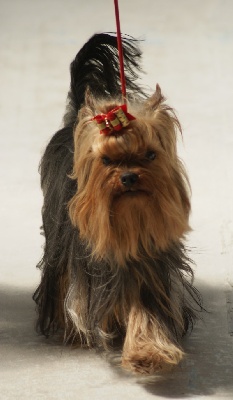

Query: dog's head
[69,85,190,265]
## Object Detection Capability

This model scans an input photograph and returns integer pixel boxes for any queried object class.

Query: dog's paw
[121,345,183,375]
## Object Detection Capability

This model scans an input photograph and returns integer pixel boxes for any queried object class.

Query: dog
[33,33,201,375]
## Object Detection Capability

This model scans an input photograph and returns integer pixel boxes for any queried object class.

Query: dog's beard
[69,159,190,266]
[111,193,164,264]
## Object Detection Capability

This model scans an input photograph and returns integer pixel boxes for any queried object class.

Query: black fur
[64,241,201,347]
[33,33,147,336]
[63,33,146,127]
[33,33,202,344]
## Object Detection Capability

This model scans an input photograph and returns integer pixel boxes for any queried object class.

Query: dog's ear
[144,84,181,157]
[84,87,96,111]
[144,84,164,110]
[78,88,96,120]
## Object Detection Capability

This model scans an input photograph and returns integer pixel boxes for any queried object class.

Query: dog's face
[69,86,190,265]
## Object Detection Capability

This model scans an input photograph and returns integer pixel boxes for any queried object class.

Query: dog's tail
[64,33,146,127]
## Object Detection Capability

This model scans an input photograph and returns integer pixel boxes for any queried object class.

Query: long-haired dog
[33,33,201,375]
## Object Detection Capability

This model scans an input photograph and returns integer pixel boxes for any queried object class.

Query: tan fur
[64,86,194,373]
[33,33,202,376]
[69,87,190,267]
[122,304,184,374]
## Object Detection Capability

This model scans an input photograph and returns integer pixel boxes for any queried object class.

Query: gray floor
[1,0,233,399]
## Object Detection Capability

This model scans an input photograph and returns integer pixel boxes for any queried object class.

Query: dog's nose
[120,172,138,187]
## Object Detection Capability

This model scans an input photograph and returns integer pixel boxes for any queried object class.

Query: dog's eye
[145,150,156,161]
[102,156,112,166]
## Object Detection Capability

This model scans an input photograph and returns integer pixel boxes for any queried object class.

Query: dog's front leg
[121,304,184,375]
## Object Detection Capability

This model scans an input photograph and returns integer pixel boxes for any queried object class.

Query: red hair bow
[92,104,135,135]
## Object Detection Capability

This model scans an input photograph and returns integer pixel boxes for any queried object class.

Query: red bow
[92,104,135,135]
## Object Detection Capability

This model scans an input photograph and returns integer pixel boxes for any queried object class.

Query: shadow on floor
[0,281,232,397]
[139,281,233,397]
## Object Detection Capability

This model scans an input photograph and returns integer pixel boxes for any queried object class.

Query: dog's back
[33,33,145,336]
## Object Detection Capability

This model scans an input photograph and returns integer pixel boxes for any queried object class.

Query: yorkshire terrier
[33,33,201,375]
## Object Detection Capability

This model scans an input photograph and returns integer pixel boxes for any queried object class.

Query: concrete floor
[1,0,233,398]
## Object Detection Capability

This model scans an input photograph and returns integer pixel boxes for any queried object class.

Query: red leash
[92,1,136,135]
[114,0,127,104]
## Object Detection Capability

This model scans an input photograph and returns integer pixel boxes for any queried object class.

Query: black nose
[120,172,138,187]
